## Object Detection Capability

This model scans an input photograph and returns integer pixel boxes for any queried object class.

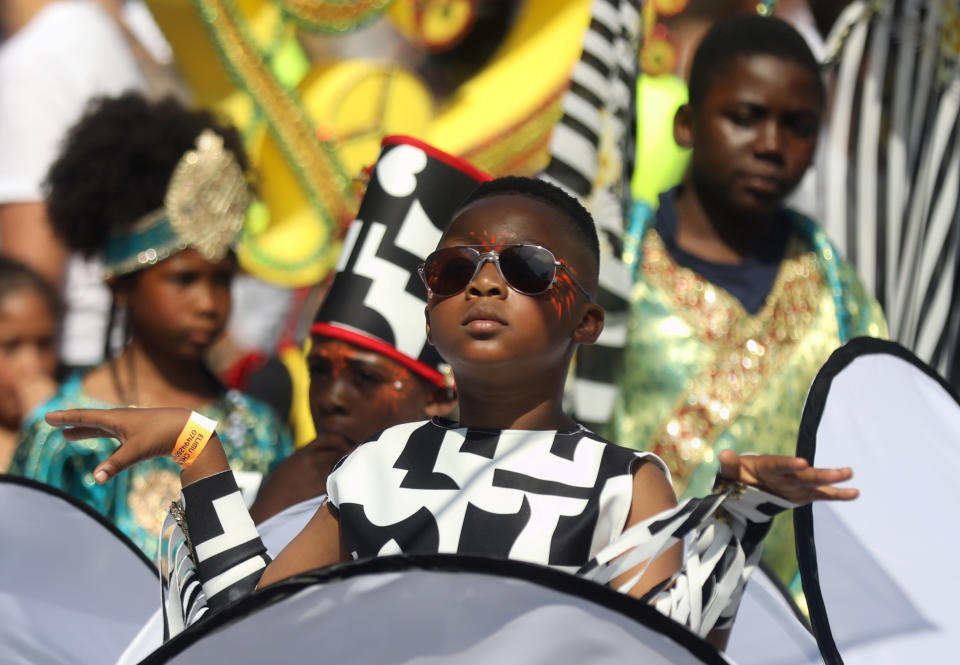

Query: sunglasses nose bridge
[468,252,508,292]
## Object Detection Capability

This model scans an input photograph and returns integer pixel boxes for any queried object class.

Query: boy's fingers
[753,456,809,476]
[62,426,111,441]
[786,466,854,486]
[717,450,741,479]
[93,443,143,484]
[46,409,94,425]
[46,409,120,434]
[808,486,860,502]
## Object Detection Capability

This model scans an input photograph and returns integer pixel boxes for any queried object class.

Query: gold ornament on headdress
[165,129,251,262]
[103,129,252,278]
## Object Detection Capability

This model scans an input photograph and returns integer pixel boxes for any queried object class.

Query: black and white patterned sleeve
[577,481,797,637]
[160,470,271,636]
[179,470,271,608]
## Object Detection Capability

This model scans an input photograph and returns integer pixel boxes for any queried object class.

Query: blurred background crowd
[1,0,958,621]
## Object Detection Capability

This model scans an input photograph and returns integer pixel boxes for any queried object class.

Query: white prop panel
[727,566,820,665]
[795,339,960,664]
[141,555,732,665]
[258,494,326,557]
[0,476,158,665]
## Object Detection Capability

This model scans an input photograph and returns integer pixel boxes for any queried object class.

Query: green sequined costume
[612,206,887,596]
[11,373,293,560]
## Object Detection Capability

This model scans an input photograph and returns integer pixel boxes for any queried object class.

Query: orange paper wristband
[171,411,219,469]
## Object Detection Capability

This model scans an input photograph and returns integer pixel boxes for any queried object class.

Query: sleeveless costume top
[159,422,795,639]
[326,419,666,572]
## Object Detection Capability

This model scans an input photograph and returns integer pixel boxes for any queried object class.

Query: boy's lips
[739,172,785,196]
[185,327,219,345]
[462,305,507,334]
[310,429,356,454]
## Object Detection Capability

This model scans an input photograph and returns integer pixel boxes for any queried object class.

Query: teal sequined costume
[11,374,292,559]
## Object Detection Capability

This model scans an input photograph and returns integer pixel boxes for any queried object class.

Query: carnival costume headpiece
[311,135,490,388]
[103,129,251,278]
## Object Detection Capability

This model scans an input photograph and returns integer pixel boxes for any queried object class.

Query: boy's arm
[613,460,683,599]
[175,467,346,610]
[582,451,856,642]
[45,408,348,605]
[258,501,347,588]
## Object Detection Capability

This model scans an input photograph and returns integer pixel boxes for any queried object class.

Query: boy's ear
[423,385,457,419]
[673,103,694,149]
[571,303,604,345]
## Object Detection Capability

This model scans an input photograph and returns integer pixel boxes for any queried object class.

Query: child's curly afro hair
[44,92,250,258]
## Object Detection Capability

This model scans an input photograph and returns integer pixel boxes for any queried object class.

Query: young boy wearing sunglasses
[46,177,857,648]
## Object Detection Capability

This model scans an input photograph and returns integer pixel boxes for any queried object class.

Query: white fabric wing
[798,342,960,663]
[0,477,157,665]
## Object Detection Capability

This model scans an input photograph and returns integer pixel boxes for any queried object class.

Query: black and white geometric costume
[326,418,664,572]
[161,419,796,641]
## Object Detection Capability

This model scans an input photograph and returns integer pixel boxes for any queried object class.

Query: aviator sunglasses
[418,244,592,302]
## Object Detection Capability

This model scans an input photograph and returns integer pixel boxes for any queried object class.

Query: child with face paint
[46,175,859,650]
[248,138,473,522]
[248,338,457,522]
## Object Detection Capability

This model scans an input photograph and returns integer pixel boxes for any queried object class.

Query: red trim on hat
[381,135,492,184]
[310,322,448,388]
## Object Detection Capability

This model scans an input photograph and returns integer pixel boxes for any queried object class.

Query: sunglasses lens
[423,247,479,296]
[499,245,556,295]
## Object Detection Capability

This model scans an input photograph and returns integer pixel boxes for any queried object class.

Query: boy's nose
[193,283,218,313]
[466,260,507,298]
[312,377,353,415]
[754,120,785,159]
[11,345,46,374]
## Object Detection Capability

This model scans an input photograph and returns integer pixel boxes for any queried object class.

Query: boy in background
[613,15,885,591]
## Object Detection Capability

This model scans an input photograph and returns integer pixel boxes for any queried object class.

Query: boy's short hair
[688,15,824,108]
[457,176,600,272]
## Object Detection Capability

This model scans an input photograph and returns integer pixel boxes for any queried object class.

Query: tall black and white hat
[312,136,490,387]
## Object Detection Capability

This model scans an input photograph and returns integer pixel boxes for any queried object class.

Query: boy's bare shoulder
[628,457,678,525]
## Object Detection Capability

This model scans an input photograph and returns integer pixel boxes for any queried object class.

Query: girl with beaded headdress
[9,93,293,559]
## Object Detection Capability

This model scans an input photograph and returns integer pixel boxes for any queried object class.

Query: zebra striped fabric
[160,470,270,638]
[158,470,793,641]
[816,0,960,385]
[541,0,642,430]
[159,510,208,638]
[579,481,796,637]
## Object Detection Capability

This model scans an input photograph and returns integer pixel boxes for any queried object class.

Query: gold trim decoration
[194,0,357,253]
[460,85,567,176]
[102,129,251,278]
[129,469,182,538]
[280,0,394,32]
[640,230,825,493]
[167,129,251,262]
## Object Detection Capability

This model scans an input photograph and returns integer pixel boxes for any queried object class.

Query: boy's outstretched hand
[718,449,859,504]
[46,407,194,484]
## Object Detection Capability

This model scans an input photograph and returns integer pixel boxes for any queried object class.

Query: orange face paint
[310,339,414,415]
